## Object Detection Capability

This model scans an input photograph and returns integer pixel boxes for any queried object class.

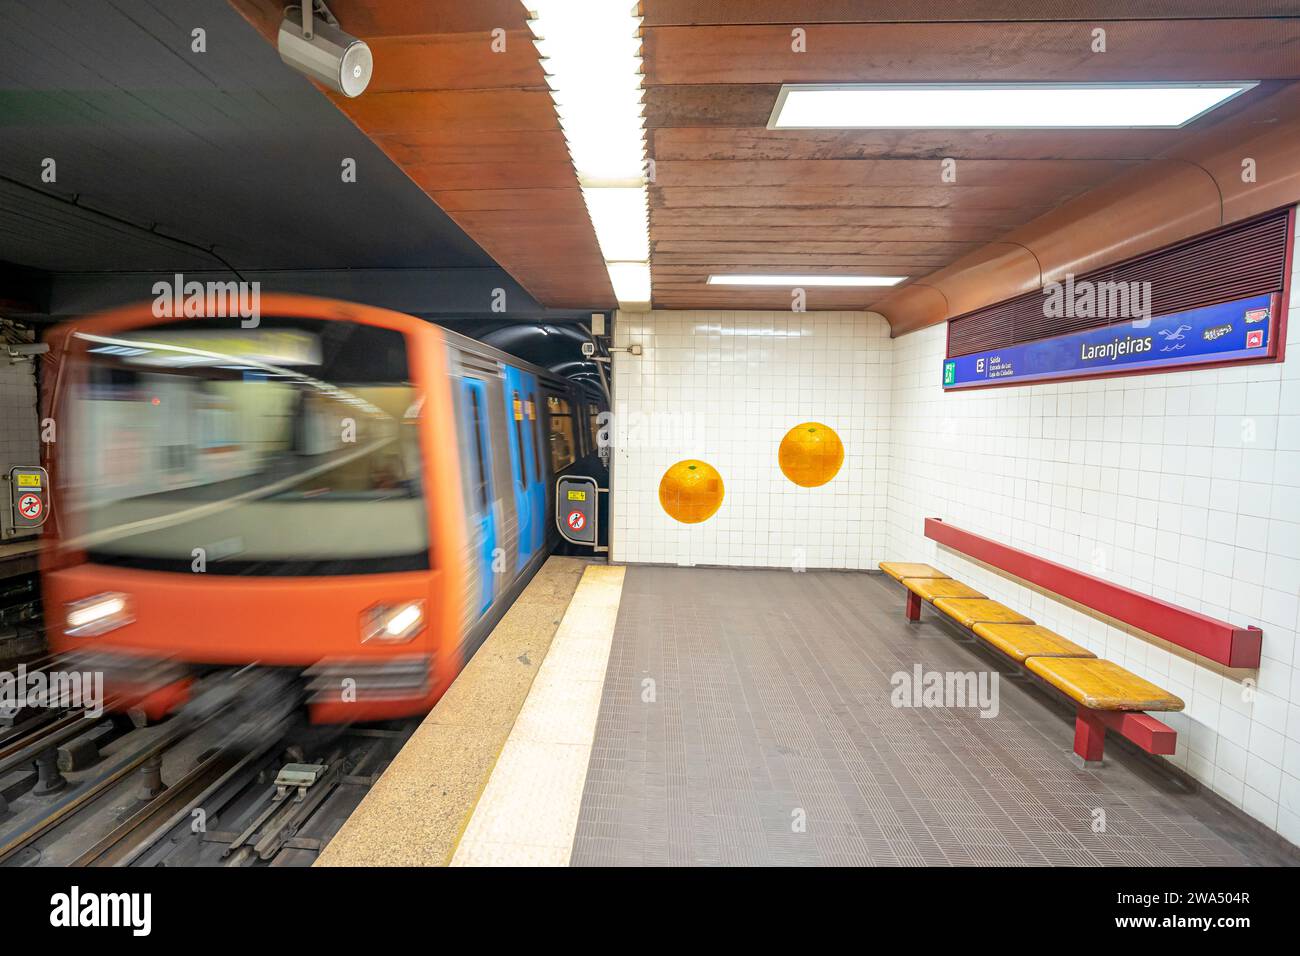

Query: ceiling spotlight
[278,2,372,98]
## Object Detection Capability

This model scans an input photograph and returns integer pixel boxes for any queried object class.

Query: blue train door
[503,367,543,570]
[523,382,545,555]
[462,378,496,617]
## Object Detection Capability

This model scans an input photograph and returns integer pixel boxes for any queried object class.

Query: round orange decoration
[778,422,844,487]
[659,459,725,524]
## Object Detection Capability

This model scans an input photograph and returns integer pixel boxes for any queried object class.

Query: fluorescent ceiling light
[582,186,649,261]
[607,261,651,303]
[769,83,1257,129]
[708,274,907,287]
[527,1,651,309]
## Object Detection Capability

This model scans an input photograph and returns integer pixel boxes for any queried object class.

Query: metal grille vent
[947,209,1291,357]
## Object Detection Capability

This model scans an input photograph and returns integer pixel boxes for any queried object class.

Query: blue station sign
[942,293,1278,389]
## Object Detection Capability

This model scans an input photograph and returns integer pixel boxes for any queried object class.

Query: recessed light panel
[769,83,1256,129]
[707,275,907,287]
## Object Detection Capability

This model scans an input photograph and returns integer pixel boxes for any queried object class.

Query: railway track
[0,668,415,867]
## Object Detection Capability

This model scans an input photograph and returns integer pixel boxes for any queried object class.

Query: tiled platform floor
[571,566,1297,867]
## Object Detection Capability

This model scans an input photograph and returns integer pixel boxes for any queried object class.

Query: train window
[511,390,528,489]
[546,395,577,472]
[67,317,428,575]
[468,386,489,511]
[588,406,601,453]
[528,391,543,480]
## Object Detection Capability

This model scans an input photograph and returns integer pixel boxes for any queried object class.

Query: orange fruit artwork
[659,459,725,524]
[778,422,844,487]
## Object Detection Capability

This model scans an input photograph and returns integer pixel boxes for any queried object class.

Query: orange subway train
[39,294,603,723]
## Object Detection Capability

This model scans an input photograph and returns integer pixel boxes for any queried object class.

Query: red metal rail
[924,518,1262,668]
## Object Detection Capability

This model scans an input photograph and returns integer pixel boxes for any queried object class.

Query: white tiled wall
[610,310,892,569]
[886,210,1300,846]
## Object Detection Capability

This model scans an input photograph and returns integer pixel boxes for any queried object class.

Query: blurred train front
[40,296,471,723]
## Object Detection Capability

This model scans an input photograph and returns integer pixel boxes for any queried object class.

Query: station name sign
[942,292,1278,390]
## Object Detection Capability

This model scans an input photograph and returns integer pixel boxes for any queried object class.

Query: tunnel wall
[610,310,892,570]
[885,209,1300,844]
[0,357,39,484]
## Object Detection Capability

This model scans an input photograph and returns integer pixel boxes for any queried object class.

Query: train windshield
[62,317,429,575]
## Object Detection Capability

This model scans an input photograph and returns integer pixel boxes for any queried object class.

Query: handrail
[924,518,1262,668]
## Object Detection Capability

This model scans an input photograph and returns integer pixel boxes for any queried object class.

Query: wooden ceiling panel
[650,206,1056,228]
[648,127,1189,162]
[655,241,981,257]
[644,22,1300,85]
[652,184,1097,210]
[335,90,560,136]
[653,159,1136,188]
[374,130,572,167]
[429,188,590,213]
[228,0,614,309]
[646,85,780,128]
[640,2,1300,312]
[654,254,954,268]
[642,1,1297,26]
[404,160,580,191]
[227,1,1299,315]
[651,225,1006,244]
[651,289,890,310]
[292,0,529,38]
[365,31,541,93]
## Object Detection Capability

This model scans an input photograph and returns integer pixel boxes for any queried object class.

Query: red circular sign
[17,493,42,520]
[567,510,586,532]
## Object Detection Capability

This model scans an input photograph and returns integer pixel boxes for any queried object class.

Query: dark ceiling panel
[0,0,496,274]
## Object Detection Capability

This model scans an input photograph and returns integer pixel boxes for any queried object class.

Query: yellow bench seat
[933,598,1033,628]
[879,562,948,583]
[1026,657,1184,712]
[882,556,1184,763]
[971,623,1095,664]
[902,577,984,601]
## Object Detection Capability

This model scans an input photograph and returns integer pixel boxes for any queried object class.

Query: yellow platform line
[450,564,626,866]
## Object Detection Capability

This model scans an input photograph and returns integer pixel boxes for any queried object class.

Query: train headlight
[361,600,425,644]
[65,592,133,637]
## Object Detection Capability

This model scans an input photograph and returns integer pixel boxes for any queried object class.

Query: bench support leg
[1073,706,1107,765]
[905,591,922,622]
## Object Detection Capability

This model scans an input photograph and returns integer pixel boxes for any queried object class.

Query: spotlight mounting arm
[297,0,340,41]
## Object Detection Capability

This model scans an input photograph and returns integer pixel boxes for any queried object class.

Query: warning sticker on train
[17,493,42,520]
[567,510,586,532]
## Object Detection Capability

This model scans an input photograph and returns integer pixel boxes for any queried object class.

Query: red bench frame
[1074,707,1177,762]
[923,518,1262,668]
